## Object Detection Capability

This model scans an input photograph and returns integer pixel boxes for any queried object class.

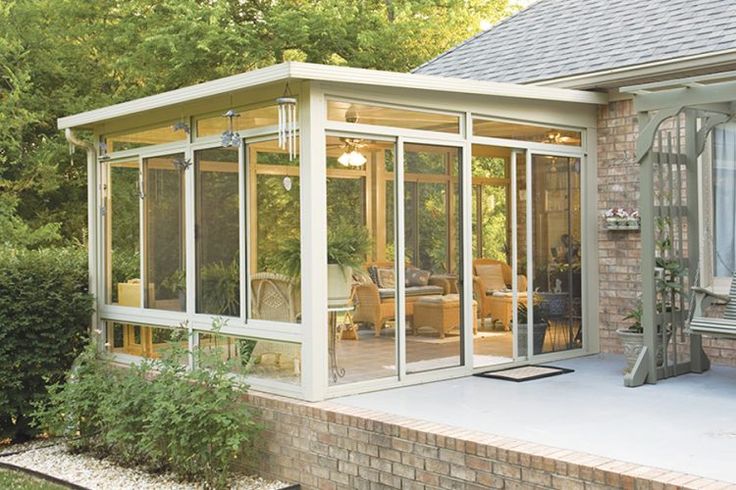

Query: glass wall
[471,145,513,367]
[246,139,301,323]
[195,148,240,317]
[473,118,582,147]
[328,100,461,134]
[105,160,140,306]
[105,121,187,153]
[106,321,188,361]
[325,136,397,385]
[143,154,186,312]
[195,105,279,139]
[530,155,582,354]
[404,143,463,373]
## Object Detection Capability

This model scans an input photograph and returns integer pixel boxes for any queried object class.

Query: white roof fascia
[58,62,607,130]
[533,49,736,90]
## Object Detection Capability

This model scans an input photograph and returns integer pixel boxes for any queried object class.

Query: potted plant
[272,223,372,306]
[617,217,680,371]
[516,294,549,355]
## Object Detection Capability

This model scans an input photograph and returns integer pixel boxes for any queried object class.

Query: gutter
[64,128,99,338]
[533,48,736,90]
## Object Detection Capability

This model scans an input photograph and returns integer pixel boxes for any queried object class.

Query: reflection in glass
[247,139,301,323]
[195,148,240,316]
[404,143,463,373]
[144,154,186,311]
[326,136,397,385]
[105,160,140,306]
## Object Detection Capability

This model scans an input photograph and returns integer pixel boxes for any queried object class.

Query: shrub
[0,246,93,442]
[36,325,259,489]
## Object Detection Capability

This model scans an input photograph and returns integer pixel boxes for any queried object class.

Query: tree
[0,0,515,243]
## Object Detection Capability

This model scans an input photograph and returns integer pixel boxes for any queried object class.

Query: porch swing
[622,72,736,387]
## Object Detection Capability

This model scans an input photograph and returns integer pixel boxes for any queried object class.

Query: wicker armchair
[473,259,527,327]
[353,280,397,337]
[250,272,301,373]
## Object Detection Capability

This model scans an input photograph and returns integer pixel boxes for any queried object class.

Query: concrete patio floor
[335,354,736,483]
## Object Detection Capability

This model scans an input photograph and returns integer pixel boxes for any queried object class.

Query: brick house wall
[596,98,736,366]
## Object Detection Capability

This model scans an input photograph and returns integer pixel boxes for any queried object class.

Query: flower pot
[616,328,665,372]
[517,322,548,356]
[327,264,352,308]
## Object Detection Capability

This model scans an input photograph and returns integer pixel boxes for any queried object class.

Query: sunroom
[59,62,605,401]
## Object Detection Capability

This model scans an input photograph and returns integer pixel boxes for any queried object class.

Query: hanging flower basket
[604,208,640,230]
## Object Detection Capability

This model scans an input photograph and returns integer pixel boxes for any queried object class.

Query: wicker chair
[473,259,527,327]
[250,272,301,373]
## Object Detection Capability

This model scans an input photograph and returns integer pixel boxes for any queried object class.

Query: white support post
[184,145,196,368]
[461,113,474,370]
[526,151,534,360]
[396,137,407,380]
[300,81,328,401]
[510,150,519,361]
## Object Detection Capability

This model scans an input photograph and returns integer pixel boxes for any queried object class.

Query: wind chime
[276,84,297,160]
[221,109,241,148]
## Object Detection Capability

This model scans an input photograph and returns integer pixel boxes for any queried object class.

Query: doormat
[474,365,574,382]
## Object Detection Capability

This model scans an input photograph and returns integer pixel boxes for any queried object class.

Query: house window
[327,100,461,134]
[473,118,581,147]
[105,121,187,153]
[195,147,240,317]
[713,123,736,278]
[195,105,279,139]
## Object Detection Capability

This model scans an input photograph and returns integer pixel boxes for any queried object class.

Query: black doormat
[474,365,574,382]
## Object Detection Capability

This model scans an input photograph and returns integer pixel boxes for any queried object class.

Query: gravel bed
[0,441,288,490]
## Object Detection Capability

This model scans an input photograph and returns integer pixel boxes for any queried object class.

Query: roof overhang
[532,49,736,91]
[57,62,608,130]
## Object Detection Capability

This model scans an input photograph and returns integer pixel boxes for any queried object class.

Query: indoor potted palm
[516,295,549,355]
[272,223,372,306]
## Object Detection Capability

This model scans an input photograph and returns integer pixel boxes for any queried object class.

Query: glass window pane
[106,321,188,362]
[247,139,301,323]
[144,154,186,312]
[713,124,736,277]
[325,136,397,385]
[195,105,279,138]
[105,122,187,153]
[195,148,240,316]
[197,332,301,385]
[404,143,463,374]
[530,155,582,354]
[471,145,514,368]
[105,160,140,306]
[328,100,460,134]
[473,119,581,147]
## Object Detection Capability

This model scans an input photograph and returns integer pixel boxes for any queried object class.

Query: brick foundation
[243,391,731,489]
[596,98,736,367]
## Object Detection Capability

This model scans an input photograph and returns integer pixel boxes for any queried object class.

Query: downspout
[64,128,99,338]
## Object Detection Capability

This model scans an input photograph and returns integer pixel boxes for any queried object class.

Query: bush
[0,246,93,442]
[36,326,259,489]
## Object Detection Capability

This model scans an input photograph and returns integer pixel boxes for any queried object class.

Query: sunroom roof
[57,62,607,130]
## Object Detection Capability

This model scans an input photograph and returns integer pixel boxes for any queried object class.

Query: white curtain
[713,123,736,277]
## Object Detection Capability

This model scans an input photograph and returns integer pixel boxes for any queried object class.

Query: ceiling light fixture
[337,139,367,167]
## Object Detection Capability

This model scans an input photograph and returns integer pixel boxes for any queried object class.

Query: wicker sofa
[353,262,449,336]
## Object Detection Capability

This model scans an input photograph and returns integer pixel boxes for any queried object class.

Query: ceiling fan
[327,137,368,167]
[545,131,578,145]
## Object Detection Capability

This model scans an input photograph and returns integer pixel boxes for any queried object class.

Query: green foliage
[199,259,240,316]
[0,246,93,442]
[36,325,259,489]
[0,468,65,490]
[0,0,514,245]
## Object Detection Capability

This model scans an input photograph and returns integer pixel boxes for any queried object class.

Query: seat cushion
[476,264,506,292]
[406,267,431,287]
[376,268,395,288]
[378,285,444,299]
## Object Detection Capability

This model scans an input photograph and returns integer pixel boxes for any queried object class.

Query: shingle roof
[414,0,736,84]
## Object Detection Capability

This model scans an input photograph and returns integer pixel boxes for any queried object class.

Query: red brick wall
[242,391,726,490]
[596,98,736,366]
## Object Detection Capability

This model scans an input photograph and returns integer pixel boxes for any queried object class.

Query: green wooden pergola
[622,72,736,387]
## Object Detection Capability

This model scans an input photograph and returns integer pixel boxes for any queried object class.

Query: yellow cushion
[476,264,506,292]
